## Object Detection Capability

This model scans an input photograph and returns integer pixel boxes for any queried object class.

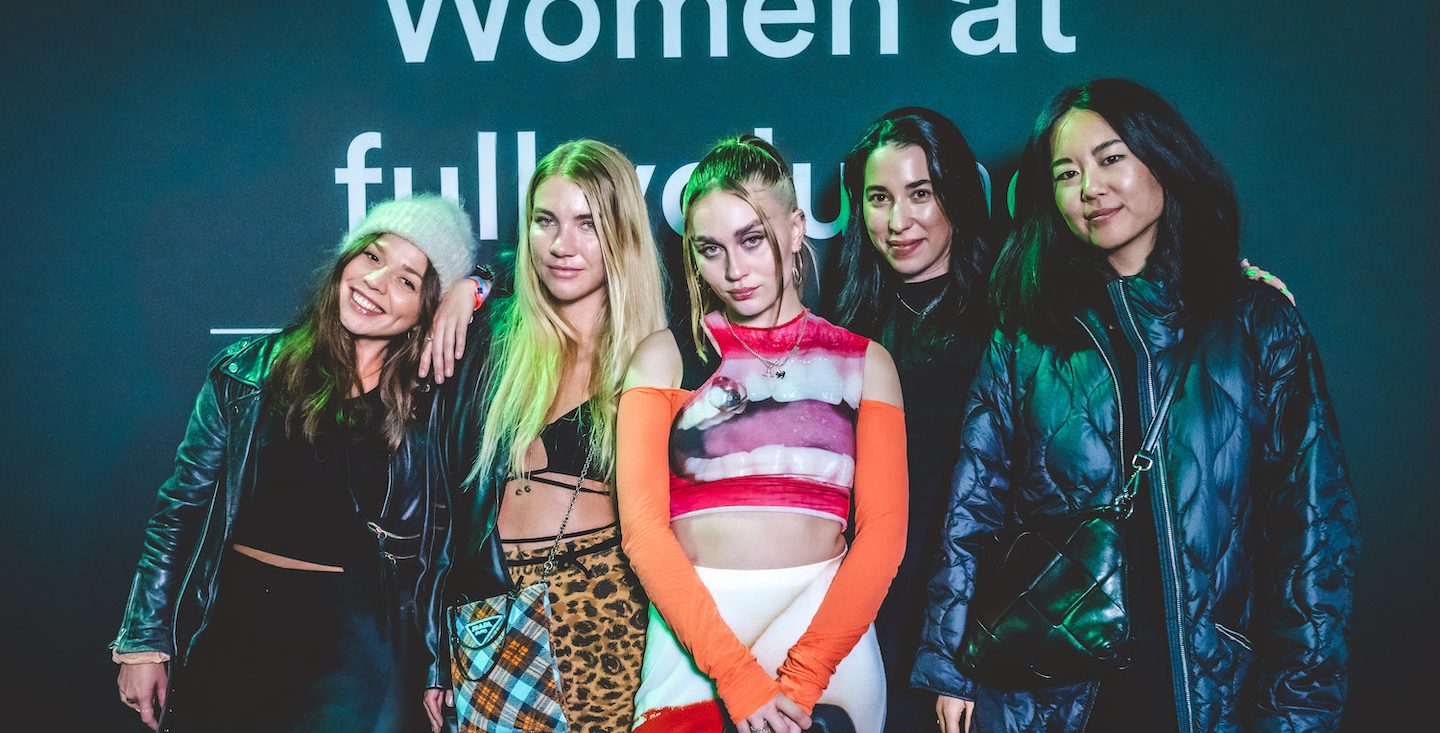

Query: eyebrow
[692,219,762,246]
[370,242,426,278]
[865,179,932,193]
[734,219,763,239]
[1051,139,1124,168]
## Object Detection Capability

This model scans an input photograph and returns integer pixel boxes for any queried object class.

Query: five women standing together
[114,78,1358,733]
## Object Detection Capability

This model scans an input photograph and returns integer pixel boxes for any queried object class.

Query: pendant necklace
[724,310,808,379]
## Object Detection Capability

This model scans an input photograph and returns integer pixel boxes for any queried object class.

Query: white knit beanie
[342,195,478,294]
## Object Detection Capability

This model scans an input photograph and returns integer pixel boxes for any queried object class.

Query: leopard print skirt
[505,524,648,732]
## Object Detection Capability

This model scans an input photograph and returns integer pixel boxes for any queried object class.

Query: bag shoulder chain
[535,441,595,580]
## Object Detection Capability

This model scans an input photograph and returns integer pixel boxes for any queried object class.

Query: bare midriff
[231,544,344,572]
[498,475,617,552]
[674,510,846,570]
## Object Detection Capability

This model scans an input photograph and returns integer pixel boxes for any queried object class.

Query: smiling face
[529,175,607,308]
[863,143,954,283]
[337,233,430,340]
[688,185,804,323]
[1050,108,1166,275]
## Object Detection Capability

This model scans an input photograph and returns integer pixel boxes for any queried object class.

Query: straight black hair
[992,78,1244,340]
[831,107,993,340]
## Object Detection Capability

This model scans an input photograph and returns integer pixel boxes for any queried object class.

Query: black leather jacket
[419,308,513,688]
[110,334,453,686]
[912,275,1360,732]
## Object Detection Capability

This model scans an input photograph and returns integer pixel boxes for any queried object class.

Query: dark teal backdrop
[3,1,1431,728]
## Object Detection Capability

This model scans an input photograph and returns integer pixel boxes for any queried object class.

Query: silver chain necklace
[724,310,809,379]
[897,282,951,318]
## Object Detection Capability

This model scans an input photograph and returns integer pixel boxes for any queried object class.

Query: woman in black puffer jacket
[912,78,1360,733]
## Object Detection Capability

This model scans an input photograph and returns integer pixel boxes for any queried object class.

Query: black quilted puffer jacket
[911,273,1360,732]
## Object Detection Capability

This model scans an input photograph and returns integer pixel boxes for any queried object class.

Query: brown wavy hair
[268,233,442,450]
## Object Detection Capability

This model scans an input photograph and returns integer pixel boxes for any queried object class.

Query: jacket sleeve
[1249,298,1361,732]
[418,312,495,688]
[911,331,1018,701]
[110,355,233,658]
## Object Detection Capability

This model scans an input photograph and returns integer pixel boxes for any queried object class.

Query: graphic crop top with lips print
[669,309,868,526]
[617,308,909,723]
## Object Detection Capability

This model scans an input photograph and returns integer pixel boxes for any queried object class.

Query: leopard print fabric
[505,526,648,732]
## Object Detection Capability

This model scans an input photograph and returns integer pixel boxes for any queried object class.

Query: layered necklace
[724,309,809,380]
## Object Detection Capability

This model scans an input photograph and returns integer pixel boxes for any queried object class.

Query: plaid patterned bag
[450,445,594,732]
[450,581,568,732]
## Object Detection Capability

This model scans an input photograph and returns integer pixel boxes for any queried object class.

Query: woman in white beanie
[111,195,478,733]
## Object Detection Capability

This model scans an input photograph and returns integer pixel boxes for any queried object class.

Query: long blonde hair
[474,140,666,483]
[680,134,814,358]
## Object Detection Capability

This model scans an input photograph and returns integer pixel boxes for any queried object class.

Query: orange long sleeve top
[618,386,908,722]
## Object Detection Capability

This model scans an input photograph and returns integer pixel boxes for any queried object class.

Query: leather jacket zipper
[1109,280,1196,732]
[1078,681,1100,732]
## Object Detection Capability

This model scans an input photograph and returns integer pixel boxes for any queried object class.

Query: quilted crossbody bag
[956,345,1192,688]
[449,446,593,732]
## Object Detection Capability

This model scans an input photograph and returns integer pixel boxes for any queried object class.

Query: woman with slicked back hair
[619,135,907,733]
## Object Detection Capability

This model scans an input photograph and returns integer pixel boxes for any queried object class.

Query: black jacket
[110,334,454,686]
[418,307,513,688]
[912,275,1360,732]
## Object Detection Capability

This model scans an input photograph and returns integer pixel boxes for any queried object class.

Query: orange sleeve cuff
[617,387,780,721]
[777,399,908,710]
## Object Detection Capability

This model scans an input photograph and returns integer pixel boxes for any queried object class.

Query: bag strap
[1115,337,1197,517]
[534,436,594,581]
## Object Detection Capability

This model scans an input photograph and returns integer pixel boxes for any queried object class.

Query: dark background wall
[3,1,1432,728]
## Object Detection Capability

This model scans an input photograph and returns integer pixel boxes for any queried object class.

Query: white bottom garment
[631,552,886,733]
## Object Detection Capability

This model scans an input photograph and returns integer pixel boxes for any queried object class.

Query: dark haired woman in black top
[914,78,1358,733]
[828,107,996,731]
[111,196,476,732]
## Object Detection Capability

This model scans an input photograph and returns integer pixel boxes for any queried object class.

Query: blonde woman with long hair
[419,139,667,732]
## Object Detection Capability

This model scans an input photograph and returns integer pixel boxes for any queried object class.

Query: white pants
[632,553,886,733]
